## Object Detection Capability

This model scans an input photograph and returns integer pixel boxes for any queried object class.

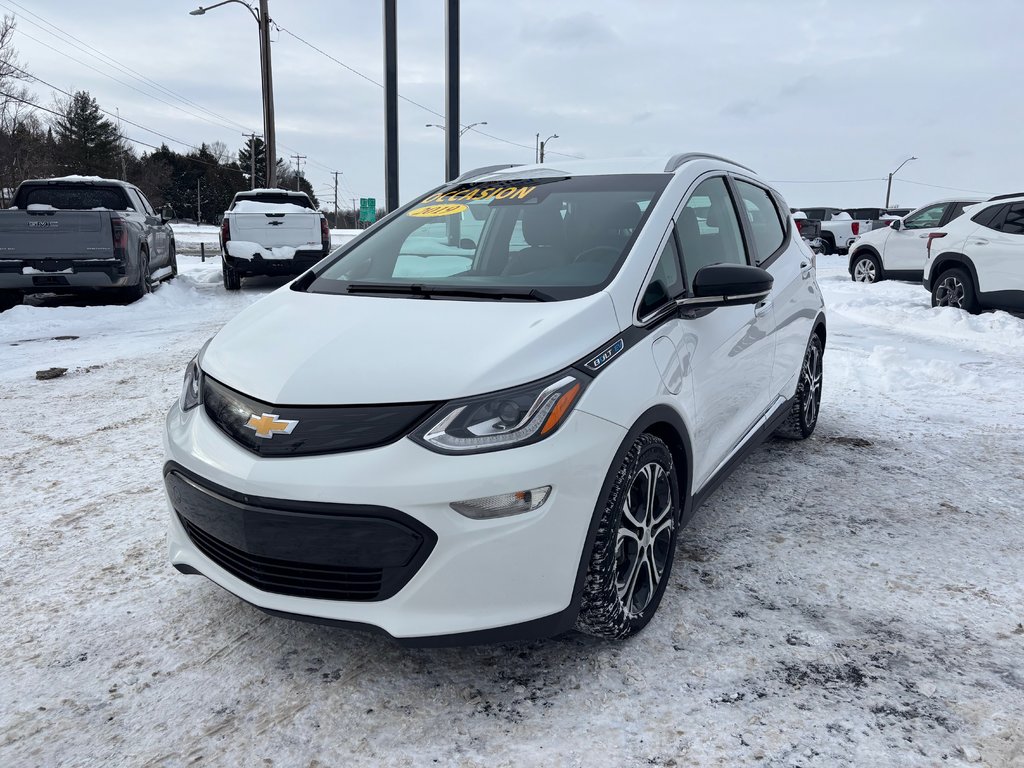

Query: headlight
[179,357,202,412]
[411,371,588,454]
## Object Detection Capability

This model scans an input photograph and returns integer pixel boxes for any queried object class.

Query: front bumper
[164,401,626,643]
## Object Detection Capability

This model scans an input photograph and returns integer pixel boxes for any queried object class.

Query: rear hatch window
[16,185,129,210]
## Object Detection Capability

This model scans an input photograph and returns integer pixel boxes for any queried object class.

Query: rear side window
[945,201,973,222]
[998,203,1024,235]
[973,204,1006,229]
[735,180,785,262]
[675,176,749,287]
[18,185,130,210]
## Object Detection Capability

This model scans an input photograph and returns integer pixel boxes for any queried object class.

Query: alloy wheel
[936,276,965,308]
[802,341,823,426]
[853,258,876,282]
[615,462,675,617]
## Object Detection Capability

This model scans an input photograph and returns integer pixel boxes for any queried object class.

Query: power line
[0,0,258,136]
[767,177,886,184]
[900,178,994,195]
[274,24,584,161]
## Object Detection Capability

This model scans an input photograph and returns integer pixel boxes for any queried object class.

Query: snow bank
[232,200,315,214]
[226,240,299,260]
[27,203,57,211]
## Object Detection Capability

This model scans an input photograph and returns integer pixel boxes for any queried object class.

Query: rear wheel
[852,253,881,283]
[931,268,978,313]
[168,241,178,279]
[819,234,835,255]
[124,249,152,302]
[222,259,241,291]
[575,434,681,640]
[776,333,824,440]
[0,289,22,312]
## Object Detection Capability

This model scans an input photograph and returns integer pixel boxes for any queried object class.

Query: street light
[425,121,487,136]
[539,133,558,163]
[190,0,277,188]
[885,155,917,208]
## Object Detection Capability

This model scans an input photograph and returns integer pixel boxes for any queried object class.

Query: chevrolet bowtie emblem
[244,412,298,439]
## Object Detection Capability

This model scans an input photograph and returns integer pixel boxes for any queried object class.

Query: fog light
[450,486,551,519]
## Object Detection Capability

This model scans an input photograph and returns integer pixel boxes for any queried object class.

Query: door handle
[754,300,773,317]
[918,233,930,238]
[971,239,988,246]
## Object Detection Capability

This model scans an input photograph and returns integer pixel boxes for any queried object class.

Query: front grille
[180,515,385,601]
[165,466,436,602]
[202,375,438,457]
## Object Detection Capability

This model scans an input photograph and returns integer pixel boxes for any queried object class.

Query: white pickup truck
[793,207,873,255]
[219,189,330,290]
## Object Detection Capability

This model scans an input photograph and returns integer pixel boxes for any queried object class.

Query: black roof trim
[454,164,523,183]
[987,192,1024,202]
[665,153,755,174]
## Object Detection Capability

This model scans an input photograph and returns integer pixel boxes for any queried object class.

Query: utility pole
[196,178,201,223]
[383,0,399,213]
[332,171,340,227]
[445,0,459,183]
[539,133,559,164]
[244,132,257,189]
[116,107,126,180]
[535,133,539,164]
[352,197,358,229]
[291,153,306,191]
[885,155,918,208]
[258,0,277,188]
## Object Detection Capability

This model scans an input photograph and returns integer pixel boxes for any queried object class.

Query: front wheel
[575,434,681,640]
[168,241,178,279]
[931,268,978,313]
[851,253,882,283]
[776,333,824,440]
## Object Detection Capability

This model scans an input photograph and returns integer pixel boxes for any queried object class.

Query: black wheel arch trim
[849,246,880,274]
[928,251,979,292]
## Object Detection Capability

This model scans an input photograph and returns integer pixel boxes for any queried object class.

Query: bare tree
[0,15,48,204]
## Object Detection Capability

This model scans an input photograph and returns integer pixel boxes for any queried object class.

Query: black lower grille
[165,465,436,602]
[180,515,385,601]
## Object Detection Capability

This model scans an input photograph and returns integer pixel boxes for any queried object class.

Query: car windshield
[306,173,669,301]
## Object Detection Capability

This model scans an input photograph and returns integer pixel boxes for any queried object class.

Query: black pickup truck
[0,176,176,309]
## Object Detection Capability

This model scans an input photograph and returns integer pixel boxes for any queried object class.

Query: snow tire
[852,253,882,283]
[223,259,241,291]
[931,267,978,313]
[776,333,824,440]
[575,433,681,640]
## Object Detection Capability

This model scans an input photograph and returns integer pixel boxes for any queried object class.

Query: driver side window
[902,203,946,230]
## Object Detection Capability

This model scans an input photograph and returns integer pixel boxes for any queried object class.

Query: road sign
[359,197,376,223]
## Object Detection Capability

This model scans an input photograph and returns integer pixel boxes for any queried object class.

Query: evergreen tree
[50,90,124,177]
[237,135,286,190]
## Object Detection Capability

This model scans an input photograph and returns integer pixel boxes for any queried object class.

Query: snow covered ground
[1,246,1022,767]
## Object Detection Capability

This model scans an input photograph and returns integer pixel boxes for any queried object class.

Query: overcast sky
[6,0,1022,210]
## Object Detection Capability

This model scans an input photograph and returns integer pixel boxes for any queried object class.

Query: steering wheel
[572,245,620,264]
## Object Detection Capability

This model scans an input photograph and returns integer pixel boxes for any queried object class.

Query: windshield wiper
[345,283,555,301]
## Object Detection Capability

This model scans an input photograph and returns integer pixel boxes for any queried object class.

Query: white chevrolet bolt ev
[164,153,827,644]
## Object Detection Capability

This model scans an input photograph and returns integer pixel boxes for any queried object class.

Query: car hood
[200,287,621,404]
[853,225,891,247]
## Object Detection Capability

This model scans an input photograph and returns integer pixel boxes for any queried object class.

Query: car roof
[458,153,756,183]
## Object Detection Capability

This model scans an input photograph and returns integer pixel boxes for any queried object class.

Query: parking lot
[1,228,1021,767]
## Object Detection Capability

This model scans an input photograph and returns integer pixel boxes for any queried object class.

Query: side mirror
[679,264,773,308]
[161,205,175,223]
[890,219,902,231]
[459,238,476,250]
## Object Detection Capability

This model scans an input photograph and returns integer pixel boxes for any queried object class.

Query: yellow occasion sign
[407,203,468,218]
[419,185,538,204]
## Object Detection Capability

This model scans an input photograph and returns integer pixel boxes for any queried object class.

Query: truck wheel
[124,249,152,302]
[575,434,681,640]
[819,234,835,255]
[169,242,178,279]
[0,290,22,312]
[222,260,241,291]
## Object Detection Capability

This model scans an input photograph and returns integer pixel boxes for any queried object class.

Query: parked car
[923,192,1024,312]
[0,176,175,309]
[793,207,869,254]
[847,197,985,283]
[219,189,331,290]
[844,207,913,232]
[164,152,826,644]
[792,210,824,253]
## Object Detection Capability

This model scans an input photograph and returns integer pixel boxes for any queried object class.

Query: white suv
[847,197,984,283]
[163,153,826,644]
[924,193,1024,313]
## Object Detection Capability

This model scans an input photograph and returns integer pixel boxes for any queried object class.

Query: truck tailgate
[0,211,114,260]
[228,212,322,249]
